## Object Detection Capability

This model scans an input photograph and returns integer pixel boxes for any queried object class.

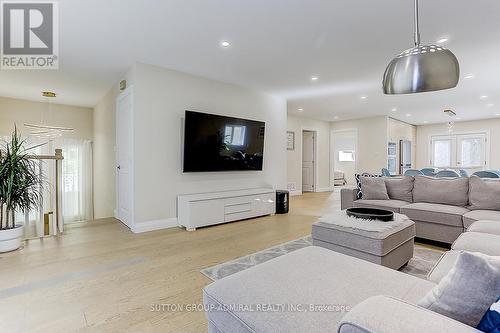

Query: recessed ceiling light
[42,91,56,97]
[495,113,500,116]
[333,116,339,120]
[480,95,488,100]
[220,40,231,48]
[423,121,429,124]
[436,37,449,44]
[405,113,411,117]
[456,117,462,120]
[360,96,367,100]
[298,108,303,112]
[391,107,397,112]
[464,74,475,79]
[487,103,494,108]
[311,76,319,81]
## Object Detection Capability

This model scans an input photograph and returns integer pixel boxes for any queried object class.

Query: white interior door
[302,131,315,192]
[116,88,133,228]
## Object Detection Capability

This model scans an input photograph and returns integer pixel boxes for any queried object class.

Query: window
[338,150,355,162]
[58,139,93,223]
[431,133,487,171]
[224,125,246,146]
[63,146,80,193]
[460,137,483,167]
[432,139,452,167]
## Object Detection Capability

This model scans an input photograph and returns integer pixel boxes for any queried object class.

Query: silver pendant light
[383,0,460,94]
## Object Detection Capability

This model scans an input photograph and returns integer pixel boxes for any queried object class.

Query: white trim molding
[131,218,178,234]
[289,190,302,196]
[316,186,334,193]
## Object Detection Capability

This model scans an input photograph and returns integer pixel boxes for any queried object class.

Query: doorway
[302,130,316,192]
[331,129,357,186]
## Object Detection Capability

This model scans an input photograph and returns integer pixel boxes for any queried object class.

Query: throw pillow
[469,176,500,210]
[384,176,414,202]
[477,297,500,333]
[355,173,381,199]
[418,251,500,327]
[360,176,389,200]
[412,175,469,206]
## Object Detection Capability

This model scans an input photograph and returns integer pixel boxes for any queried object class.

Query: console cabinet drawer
[189,199,224,227]
[225,202,252,214]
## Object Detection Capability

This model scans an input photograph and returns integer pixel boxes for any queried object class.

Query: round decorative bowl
[346,208,394,222]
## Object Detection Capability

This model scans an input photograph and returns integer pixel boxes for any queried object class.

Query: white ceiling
[1,0,499,125]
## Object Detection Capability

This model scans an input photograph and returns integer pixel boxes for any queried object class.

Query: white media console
[177,188,276,231]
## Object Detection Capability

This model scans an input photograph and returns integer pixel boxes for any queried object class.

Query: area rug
[201,236,445,281]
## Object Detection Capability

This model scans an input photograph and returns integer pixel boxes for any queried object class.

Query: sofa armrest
[341,187,358,210]
[337,296,480,333]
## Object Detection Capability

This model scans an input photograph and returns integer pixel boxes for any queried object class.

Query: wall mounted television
[183,111,265,172]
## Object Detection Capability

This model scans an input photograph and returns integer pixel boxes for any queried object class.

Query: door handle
[117,165,121,170]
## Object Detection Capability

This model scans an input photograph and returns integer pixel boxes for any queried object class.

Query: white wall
[287,115,331,194]
[331,116,388,175]
[93,88,118,219]
[132,63,287,225]
[416,118,500,169]
[0,96,93,139]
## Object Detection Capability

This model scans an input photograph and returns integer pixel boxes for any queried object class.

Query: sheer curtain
[56,139,93,223]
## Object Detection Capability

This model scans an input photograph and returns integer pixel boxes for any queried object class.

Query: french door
[430,133,487,172]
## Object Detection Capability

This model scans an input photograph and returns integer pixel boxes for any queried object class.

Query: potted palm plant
[0,128,42,252]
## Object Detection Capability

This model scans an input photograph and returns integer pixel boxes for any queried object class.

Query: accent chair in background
[404,169,424,177]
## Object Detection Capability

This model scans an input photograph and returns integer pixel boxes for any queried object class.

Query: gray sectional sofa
[341,175,500,243]
[204,220,500,332]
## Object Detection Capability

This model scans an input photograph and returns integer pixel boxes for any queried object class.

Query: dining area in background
[399,168,500,178]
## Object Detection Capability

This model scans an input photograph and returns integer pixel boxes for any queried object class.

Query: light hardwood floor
[0,191,340,333]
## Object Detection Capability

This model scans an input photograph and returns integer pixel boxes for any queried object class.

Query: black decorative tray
[346,208,394,222]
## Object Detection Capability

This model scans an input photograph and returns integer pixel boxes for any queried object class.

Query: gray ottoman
[312,212,415,269]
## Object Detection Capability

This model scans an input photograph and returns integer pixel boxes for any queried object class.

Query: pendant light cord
[414,0,421,46]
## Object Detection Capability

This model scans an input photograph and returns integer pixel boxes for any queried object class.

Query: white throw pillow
[418,251,500,327]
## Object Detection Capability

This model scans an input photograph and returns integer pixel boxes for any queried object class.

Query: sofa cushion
[353,199,409,213]
[203,246,435,333]
[463,210,500,228]
[360,176,389,200]
[467,220,500,235]
[418,251,500,327]
[469,175,500,210]
[427,250,460,284]
[413,176,469,206]
[339,295,480,333]
[452,232,500,255]
[400,203,469,227]
[384,176,414,202]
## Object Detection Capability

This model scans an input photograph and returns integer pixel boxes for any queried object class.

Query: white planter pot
[0,225,24,253]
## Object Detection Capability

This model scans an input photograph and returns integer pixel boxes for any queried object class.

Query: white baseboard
[316,186,334,192]
[131,218,178,234]
[289,190,302,196]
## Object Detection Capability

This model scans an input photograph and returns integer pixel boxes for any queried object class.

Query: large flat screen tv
[183,111,265,172]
